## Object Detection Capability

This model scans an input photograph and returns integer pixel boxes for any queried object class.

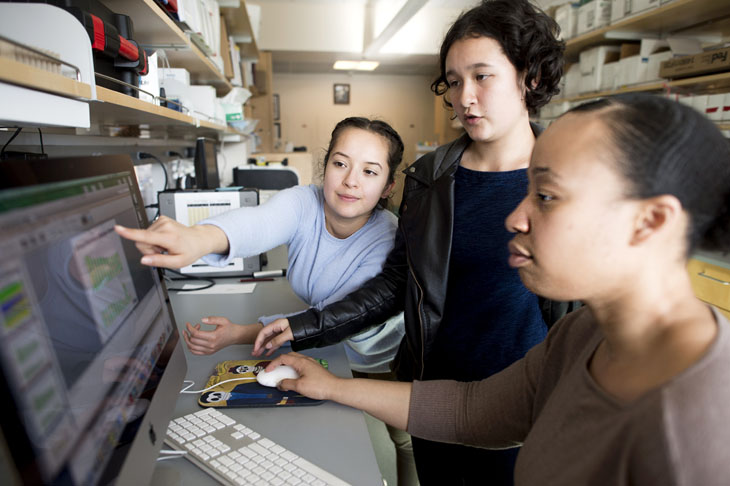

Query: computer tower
[158,188,262,277]
[193,137,220,189]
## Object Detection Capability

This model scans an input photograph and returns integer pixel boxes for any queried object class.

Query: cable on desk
[137,152,169,221]
[164,267,215,292]
[156,450,188,461]
[37,128,44,155]
[179,377,257,394]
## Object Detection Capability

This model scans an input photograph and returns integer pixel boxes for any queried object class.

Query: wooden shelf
[198,119,227,132]
[92,86,194,126]
[552,72,730,104]
[0,58,92,100]
[99,0,232,95]
[565,0,730,60]
[220,3,259,61]
[90,87,244,140]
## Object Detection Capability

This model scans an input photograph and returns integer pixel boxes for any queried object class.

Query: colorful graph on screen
[71,221,137,343]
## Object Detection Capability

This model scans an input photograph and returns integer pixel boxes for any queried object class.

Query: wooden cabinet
[248,52,276,153]
[688,256,730,320]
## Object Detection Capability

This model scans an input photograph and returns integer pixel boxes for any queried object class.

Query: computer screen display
[0,155,186,485]
[193,137,220,189]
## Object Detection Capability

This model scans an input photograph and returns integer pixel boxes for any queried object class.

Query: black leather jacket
[289,128,577,381]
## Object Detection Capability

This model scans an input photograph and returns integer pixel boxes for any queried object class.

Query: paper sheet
[179,283,256,294]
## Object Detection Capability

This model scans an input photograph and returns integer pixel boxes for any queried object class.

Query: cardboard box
[659,47,730,79]
[724,93,730,121]
[645,50,672,82]
[554,3,579,40]
[577,0,611,35]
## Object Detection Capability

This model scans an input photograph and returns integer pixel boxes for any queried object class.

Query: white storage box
[632,0,660,14]
[579,46,620,92]
[691,95,708,115]
[564,63,582,96]
[188,85,217,121]
[611,0,632,23]
[580,45,621,75]
[644,50,672,82]
[706,94,725,121]
[554,3,579,40]
[159,68,191,86]
[600,61,619,91]
[723,93,730,121]
[618,55,644,86]
[577,0,611,35]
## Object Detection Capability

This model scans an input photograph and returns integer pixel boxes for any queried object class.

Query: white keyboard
[165,408,351,486]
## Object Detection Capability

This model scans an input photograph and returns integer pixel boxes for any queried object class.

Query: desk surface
[151,247,382,486]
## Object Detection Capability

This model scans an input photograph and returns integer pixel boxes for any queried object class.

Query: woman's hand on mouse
[183,318,263,355]
[114,216,229,269]
[266,352,340,401]
[252,318,293,356]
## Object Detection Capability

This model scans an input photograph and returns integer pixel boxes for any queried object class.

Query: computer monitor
[0,155,187,485]
[193,137,220,189]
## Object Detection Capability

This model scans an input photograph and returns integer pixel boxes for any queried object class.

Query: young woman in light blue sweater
[115,117,419,485]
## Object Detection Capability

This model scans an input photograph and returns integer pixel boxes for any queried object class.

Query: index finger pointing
[114,224,170,249]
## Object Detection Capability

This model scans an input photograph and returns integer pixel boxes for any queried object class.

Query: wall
[273,72,436,207]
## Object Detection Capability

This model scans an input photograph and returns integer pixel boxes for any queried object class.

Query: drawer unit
[688,258,730,320]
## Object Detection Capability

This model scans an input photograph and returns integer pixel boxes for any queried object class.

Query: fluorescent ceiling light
[333,60,380,71]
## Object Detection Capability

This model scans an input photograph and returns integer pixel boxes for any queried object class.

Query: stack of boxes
[159,67,225,125]
[540,0,730,135]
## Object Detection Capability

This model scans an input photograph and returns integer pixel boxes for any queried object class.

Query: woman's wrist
[195,224,230,255]
[238,322,263,344]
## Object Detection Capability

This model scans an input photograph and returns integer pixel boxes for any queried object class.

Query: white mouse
[256,365,300,387]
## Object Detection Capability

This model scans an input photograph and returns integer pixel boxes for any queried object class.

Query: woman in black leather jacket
[254,1,567,484]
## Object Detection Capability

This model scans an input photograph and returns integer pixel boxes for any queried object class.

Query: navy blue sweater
[425,166,547,382]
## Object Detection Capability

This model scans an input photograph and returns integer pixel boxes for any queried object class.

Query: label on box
[659,48,730,79]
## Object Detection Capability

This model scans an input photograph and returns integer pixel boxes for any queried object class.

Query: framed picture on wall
[273,94,280,121]
[274,122,281,140]
[333,84,350,105]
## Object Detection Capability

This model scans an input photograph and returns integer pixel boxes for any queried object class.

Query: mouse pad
[197,359,328,408]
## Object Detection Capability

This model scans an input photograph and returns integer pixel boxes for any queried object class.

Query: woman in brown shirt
[266,93,730,486]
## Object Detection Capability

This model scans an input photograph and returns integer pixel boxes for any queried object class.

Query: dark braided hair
[568,93,730,255]
[323,117,404,209]
[431,0,565,115]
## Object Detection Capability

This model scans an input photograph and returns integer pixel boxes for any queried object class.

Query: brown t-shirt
[408,306,730,486]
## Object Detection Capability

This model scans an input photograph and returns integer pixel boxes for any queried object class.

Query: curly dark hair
[431,0,565,115]
[322,117,404,209]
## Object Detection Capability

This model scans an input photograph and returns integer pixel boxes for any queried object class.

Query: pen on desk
[239,278,275,283]
[253,269,287,278]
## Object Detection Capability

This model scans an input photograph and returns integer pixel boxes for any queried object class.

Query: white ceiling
[246,0,563,75]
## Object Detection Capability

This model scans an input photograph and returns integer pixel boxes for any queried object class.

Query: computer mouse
[256,365,300,387]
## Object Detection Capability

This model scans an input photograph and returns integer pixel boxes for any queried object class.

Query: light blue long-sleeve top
[200,184,405,373]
